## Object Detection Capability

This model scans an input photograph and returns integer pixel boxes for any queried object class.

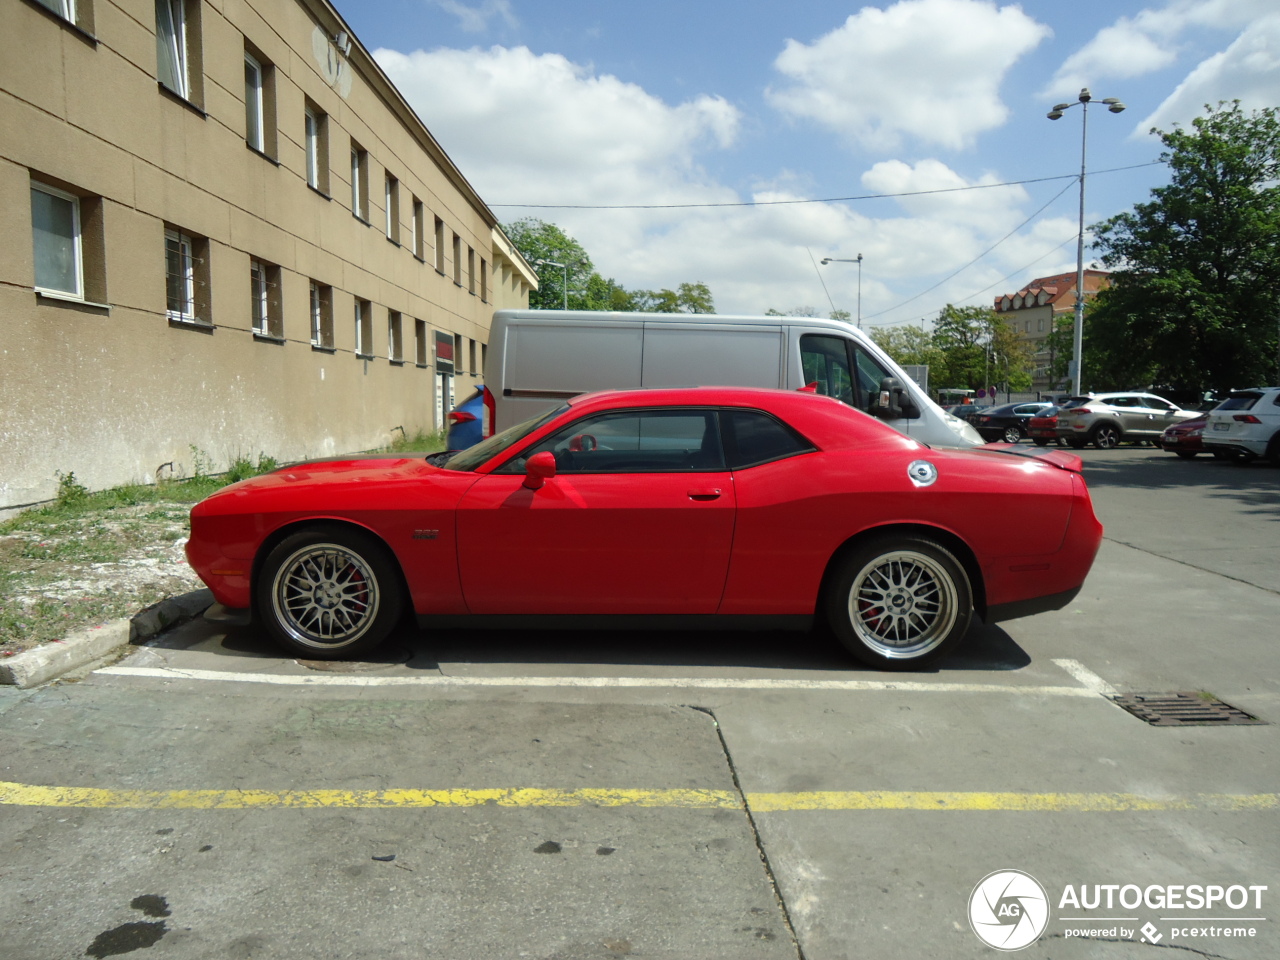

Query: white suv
[1203,387,1280,463]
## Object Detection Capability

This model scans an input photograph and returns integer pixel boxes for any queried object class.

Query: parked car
[972,402,1054,444]
[1056,393,1199,449]
[1202,387,1280,463]
[1028,406,1064,446]
[445,385,495,451]
[1158,413,1210,459]
[944,404,983,423]
[187,387,1103,670]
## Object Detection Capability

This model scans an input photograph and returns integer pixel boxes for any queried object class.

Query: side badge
[908,460,938,487]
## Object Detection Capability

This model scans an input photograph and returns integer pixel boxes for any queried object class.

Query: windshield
[439,404,569,472]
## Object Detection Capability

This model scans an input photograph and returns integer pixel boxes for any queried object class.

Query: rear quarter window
[722,409,816,469]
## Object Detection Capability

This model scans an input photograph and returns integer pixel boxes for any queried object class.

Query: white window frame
[388,311,403,362]
[305,108,320,189]
[156,0,189,100]
[244,52,264,152]
[250,258,269,335]
[354,299,373,357]
[385,175,394,239]
[31,183,84,300]
[351,149,359,215]
[165,228,196,322]
[36,0,76,21]
[310,281,323,345]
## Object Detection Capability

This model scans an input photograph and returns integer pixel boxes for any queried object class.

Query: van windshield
[439,405,570,472]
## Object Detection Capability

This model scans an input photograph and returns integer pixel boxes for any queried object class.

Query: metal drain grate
[1111,692,1266,726]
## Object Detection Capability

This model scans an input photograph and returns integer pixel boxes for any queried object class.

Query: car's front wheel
[256,526,404,658]
[1091,423,1121,449]
[1032,437,1050,447]
[825,537,973,670]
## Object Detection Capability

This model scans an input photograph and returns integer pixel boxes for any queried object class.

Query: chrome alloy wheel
[846,550,960,660]
[270,543,381,648]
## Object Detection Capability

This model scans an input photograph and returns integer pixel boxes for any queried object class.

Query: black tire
[1175,450,1197,460]
[1091,423,1121,449]
[1065,438,1086,449]
[1032,438,1050,447]
[255,526,404,658]
[1001,425,1023,444]
[1267,432,1280,465]
[824,536,973,670]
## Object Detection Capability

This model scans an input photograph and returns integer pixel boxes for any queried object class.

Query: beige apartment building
[1,0,536,511]
[994,269,1109,392]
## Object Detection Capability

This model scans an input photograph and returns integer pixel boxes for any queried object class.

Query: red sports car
[187,387,1103,670]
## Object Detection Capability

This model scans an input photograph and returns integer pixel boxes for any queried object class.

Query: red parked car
[1158,413,1209,458]
[187,387,1103,670]
[1027,406,1064,446]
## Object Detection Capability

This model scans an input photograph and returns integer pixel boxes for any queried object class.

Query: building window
[354,298,373,357]
[481,343,487,376]
[384,174,399,243]
[244,52,264,151]
[480,258,488,302]
[454,334,464,373]
[433,216,445,273]
[35,0,91,30]
[31,183,82,299]
[467,246,475,295]
[155,0,201,104]
[452,233,462,285]
[414,318,427,367]
[165,226,208,325]
[249,258,281,338]
[388,310,403,362]
[350,142,369,221]
[1024,320,1030,334]
[304,104,328,192]
[469,339,477,375]
[412,199,425,259]
[309,281,333,348]
[1038,318,1045,333]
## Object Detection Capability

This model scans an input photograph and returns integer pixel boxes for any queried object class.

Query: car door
[455,407,735,615]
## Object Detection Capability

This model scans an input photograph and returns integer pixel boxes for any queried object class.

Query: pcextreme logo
[968,870,1050,951]
[968,870,1268,951]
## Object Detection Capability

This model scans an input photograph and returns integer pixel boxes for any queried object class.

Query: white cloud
[428,0,517,34]
[766,0,1050,151]
[1043,0,1277,95]
[375,44,1059,320]
[1138,15,1280,132]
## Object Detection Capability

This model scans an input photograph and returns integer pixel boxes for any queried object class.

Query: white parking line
[1052,658,1119,696]
[97,665,1102,696]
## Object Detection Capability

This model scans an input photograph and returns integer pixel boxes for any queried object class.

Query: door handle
[688,489,722,501]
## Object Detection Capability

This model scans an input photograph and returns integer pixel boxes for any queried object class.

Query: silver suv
[1202,387,1280,463]
[1057,392,1199,449]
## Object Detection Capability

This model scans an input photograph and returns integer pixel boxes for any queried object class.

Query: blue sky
[335,0,1280,326]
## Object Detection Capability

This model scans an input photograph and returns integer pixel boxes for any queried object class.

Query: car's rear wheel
[1001,425,1023,443]
[256,527,404,659]
[825,537,973,670]
[1175,450,1196,459]
[1091,423,1121,449]
[1266,432,1280,465]
[1032,438,1050,446]
[1065,438,1085,449]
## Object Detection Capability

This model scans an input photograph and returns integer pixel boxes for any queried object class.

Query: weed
[54,471,90,508]
[385,428,447,454]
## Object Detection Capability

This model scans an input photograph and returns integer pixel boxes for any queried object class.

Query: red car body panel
[186,387,1102,626]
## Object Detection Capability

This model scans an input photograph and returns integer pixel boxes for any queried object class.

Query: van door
[798,334,901,419]
[641,323,784,388]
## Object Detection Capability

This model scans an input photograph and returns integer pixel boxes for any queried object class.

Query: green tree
[1089,102,1280,395]
[502,218,596,310]
[929,305,1032,393]
[870,324,941,369]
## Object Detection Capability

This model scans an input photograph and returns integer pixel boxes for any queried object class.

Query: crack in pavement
[1045,933,1242,959]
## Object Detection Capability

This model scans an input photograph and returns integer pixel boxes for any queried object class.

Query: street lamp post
[532,257,568,309]
[1048,88,1125,397]
[820,254,864,328]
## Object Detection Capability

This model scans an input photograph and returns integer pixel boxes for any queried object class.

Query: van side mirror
[522,451,557,490]
[871,377,921,420]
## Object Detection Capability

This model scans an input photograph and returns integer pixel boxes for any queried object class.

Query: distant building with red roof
[994,269,1110,390]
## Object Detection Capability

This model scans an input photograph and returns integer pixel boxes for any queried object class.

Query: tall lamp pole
[534,258,571,310]
[1048,88,1125,397]
[820,254,864,328]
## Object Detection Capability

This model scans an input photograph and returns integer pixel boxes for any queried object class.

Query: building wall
[1,0,535,510]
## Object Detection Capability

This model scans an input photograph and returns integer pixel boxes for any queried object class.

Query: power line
[489,161,1162,211]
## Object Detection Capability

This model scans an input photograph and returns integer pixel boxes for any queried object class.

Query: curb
[0,589,214,689]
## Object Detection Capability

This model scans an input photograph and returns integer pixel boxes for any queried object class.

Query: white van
[485,310,983,448]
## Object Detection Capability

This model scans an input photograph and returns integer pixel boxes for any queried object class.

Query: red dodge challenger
[187,387,1103,670]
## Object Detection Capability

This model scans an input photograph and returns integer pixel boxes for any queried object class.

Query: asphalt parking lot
[1,445,1277,960]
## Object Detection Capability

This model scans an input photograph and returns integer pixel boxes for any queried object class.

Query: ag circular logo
[968,869,1049,951]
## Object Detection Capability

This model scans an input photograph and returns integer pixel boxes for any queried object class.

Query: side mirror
[522,451,557,490]
[870,377,922,421]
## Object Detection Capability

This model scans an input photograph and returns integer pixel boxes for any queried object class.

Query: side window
[501,410,724,474]
[852,348,893,414]
[799,335,854,405]
[721,410,815,469]
[1144,397,1174,411]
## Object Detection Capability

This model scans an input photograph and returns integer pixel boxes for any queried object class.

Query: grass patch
[382,428,447,454]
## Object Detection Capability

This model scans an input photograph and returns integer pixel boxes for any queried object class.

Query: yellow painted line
[1,781,1276,812]
[746,791,1280,812]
